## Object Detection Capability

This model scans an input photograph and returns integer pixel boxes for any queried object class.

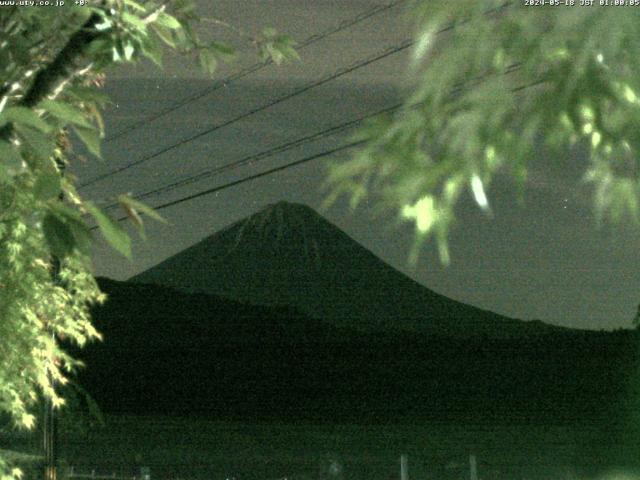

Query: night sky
[71,0,640,331]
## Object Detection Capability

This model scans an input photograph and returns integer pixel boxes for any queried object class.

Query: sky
[71,0,640,331]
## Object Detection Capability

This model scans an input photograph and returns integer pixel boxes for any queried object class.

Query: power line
[97,58,525,212]
[81,1,517,191]
[83,0,527,227]
[141,140,363,212]
[103,0,406,143]
[88,139,364,231]
[79,39,413,190]
[100,103,403,212]
[90,63,542,231]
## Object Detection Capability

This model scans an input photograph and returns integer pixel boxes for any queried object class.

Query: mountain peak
[131,201,562,337]
[218,201,332,258]
[250,200,322,228]
[260,200,313,213]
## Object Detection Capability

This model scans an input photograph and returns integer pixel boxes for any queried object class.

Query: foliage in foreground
[5,0,640,475]
[0,2,297,477]
[326,1,640,264]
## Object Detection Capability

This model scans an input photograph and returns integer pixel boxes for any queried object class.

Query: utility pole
[44,155,65,480]
[43,356,57,480]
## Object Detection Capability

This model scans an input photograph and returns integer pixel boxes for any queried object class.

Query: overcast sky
[71,0,640,331]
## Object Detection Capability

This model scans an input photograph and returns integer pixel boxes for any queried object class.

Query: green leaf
[263,44,284,65]
[123,41,136,61]
[469,174,490,212]
[173,0,197,16]
[124,0,146,11]
[42,212,75,258]
[198,49,217,75]
[275,33,296,46]
[122,11,147,31]
[117,194,167,223]
[112,40,123,62]
[270,40,299,63]
[209,41,235,61]
[86,203,131,259]
[2,107,51,133]
[150,24,176,48]
[173,25,189,48]
[14,125,55,162]
[140,35,163,67]
[0,140,25,177]
[51,204,92,255]
[156,12,181,29]
[94,13,113,31]
[39,100,92,128]
[42,202,92,258]
[275,43,300,62]
[33,170,61,201]
[65,86,110,107]
[0,165,12,185]
[73,126,102,158]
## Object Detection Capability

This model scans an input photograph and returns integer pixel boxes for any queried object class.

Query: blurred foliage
[325,1,640,264]
[0,1,297,477]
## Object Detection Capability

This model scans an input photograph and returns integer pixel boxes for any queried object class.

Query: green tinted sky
[72,0,640,331]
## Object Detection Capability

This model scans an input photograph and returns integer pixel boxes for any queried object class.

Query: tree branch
[21,12,103,108]
[0,11,106,142]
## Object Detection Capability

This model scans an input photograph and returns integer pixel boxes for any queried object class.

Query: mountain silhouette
[75,278,636,425]
[131,201,562,338]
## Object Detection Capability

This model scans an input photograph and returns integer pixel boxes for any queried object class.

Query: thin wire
[97,58,525,213]
[145,141,364,211]
[79,39,413,189]
[84,0,531,227]
[81,1,518,191]
[100,103,403,211]
[103,0,406,143]
[88,140,365,230]
[90,65,543,230]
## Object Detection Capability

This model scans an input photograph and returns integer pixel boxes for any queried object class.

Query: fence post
[400,454,408,480]
[469,454,478,480]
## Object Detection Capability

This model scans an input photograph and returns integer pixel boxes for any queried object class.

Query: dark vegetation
[73,278,639,430]
[79,203,640,431]
[55,202,640,476]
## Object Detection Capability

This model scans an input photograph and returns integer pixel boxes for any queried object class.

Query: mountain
[131,201,563,338]
[78,277,364,418]
[75,278,636,425]
[88,277,368,348]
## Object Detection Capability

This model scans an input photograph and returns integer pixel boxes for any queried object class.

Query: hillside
[130,201,564,339]
[71,278,639,425]
[84,203,638,425]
